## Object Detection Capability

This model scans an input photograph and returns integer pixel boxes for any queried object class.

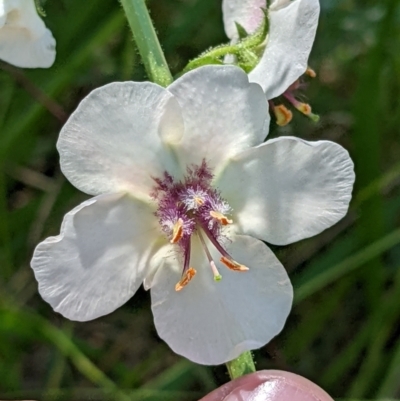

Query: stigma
[152,160,249,291]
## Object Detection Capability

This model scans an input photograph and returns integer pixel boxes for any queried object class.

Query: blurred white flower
[30,65,354,365]
[222,0,320,99]
[0,0,56,68]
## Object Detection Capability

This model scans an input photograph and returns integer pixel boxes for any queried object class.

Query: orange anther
[273,104,293,127]
[306,67,317,78]
[295,102,312,116]
[210,211,233,225]
[170,218,184,244]
[220,256,249,272]
[175,267,197,291]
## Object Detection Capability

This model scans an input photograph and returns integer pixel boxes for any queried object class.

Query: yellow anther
[194,196,204,206]
[170,218,184,244]
[306,67,317,78]
[220,256,249,272]
[273,104,293,127]
[210,210,233,226]
[295,102,312,115]
[175,267,197,291]
[293,102,320,122]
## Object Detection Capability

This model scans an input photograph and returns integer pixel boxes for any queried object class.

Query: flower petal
[31,192,162,321]
[222,0,265,40]
[0,0,56,68]
[249,0,320,99]
[168,65,270,173]
[150,234,293,365]
[57,82,184,198]
[216,137,355,246]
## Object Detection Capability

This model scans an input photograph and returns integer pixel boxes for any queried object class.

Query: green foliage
[1,0,400,399]
[182,7,269,74]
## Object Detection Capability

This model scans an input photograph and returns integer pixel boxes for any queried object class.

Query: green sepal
[237,49,259,73]
[239,8,269,49]
[235,22,249,40]
[180,7,270,75]
[179,55,224,77]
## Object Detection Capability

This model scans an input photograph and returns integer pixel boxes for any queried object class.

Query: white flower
[222,0,320,99]
[30,65,354,365]
[0,0,56,68]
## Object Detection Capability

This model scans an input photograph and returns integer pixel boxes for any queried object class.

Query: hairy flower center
[152,160,248,291]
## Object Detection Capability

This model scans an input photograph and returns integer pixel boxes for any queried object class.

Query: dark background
[1,0,400,399]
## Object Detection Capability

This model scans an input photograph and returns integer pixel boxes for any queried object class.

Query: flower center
[152,160,248,291]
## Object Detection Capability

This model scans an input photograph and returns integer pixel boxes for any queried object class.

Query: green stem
[181,45,238,74]
[226,351,256,380]
[120,0,173,87]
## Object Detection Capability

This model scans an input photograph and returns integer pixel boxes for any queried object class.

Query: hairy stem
[226,351,256,379]
[120,0,173,87]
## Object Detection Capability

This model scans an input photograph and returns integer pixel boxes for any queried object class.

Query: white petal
[0,0,56,68]
[150,234,293,365]
[249,0,320,99]
[216,137,355,246]
[31,192,162,321]
[222,0,266,40]
[168,65,270,173]
[57,82,184,198]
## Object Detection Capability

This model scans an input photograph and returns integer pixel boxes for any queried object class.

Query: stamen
[287,80,301,92]
[175,267,197,291]
[197,231,222,281]
[210,210,233,225]
[306,67,317,78]
[198,222,248,273]
[198,221,231,259]
[283,92,320,123]
[270,103,293,127]
[170,218,184,244]
[220,256,249,272]
[295,102,312,115]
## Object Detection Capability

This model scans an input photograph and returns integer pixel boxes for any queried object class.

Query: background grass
[1,0,400,399]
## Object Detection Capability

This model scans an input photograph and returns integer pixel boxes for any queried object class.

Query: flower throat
[152,160,248,291]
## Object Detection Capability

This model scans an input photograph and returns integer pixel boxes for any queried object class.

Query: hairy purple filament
[152,160,243,289]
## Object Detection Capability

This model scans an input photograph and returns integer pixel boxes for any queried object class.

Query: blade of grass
[0,388,202,401]
[0,302,129,401]
[143,359,199,390]
[0,80,15,279]
[351,0,398,307]
[348,268,400,397]
[294,227,400,303]
[377,335,400,397]
[0,11,124,158]
[320,267,400,389]
[285,280,352,359]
